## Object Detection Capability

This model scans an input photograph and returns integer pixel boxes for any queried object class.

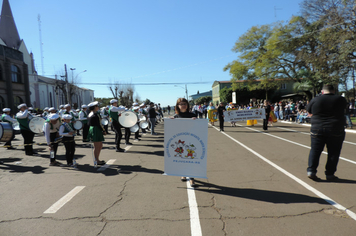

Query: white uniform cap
[76,109,80,112]
[17,103,27,109]
[119,105,125,108]
[140,103,145,107]
[81,105,88,109]
[28,107,33,110]
[133,102,139,106]
[62,114,72,120]
[88,101,99,107]
[2,108,10,112]
[59,105,64,109]
[133,106,140,110]
[110,99,118,104]
[106,105,110,109]
[44,107,49,111]
[64,104,71,108]
[48,107,56,112]
[48,113,59,120]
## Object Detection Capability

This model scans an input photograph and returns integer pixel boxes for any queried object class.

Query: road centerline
[97,159,116,172]
[212,125,356,221]
[236,124,356,165]
[44,186,85,214]
[187,179,202,236]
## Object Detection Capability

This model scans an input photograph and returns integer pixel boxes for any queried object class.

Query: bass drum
[139,121,149,129]
[130,124,139,133]
[73,120,83,130]
[119,111,138,128]
[0,122,14,142]
[29,117,46,133]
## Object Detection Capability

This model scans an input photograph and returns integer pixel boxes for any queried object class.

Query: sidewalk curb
[280,120,356,134]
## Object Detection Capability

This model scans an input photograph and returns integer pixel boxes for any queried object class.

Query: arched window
[0,65,3,81]
[0,96,5,110]
[11,65,21,83]
[13,96,23,108]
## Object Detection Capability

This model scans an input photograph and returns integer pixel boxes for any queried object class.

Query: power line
[76,81,214,86]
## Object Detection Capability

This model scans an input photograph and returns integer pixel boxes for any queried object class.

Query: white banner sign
[164,118,208,179]
[224,108,266,122]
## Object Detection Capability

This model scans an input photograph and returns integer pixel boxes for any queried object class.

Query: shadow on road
[116,165,164,175]
[73,164,164,176]
[132,150,164,156]
[0,158,47,174]
[193,180,329,205]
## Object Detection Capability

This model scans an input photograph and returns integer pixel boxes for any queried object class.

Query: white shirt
[2,114,17,123]
[16,109,29,119]
[109,106,125,113]
[43,122,61,145]
[79,110,88,121]
[59,123,75,137]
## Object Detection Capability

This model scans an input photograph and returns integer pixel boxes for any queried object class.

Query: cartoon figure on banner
[171,140,185,157]
[185,144,196,159]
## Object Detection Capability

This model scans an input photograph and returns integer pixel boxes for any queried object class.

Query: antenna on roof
[38,14,45,75]
[274,6,283,18]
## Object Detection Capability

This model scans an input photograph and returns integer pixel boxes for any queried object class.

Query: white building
[0,0,94,110]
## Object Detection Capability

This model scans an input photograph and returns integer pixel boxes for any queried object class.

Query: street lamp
[174,84,188,101]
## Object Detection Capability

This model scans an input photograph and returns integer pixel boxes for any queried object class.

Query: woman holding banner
[246,103,257,126]
[207,102,216,126]
[173,98,198,187]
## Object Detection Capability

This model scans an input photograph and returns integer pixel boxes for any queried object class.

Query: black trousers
[308,128,345,175]
[219,117,224,131]
[125,128,131,143]
[21,129,34,155]
[82,123,89,141]
[63,136,75,165]
[104,124,109,133]
[49,132,59,163]
[112,120,122,149]
[263,115,269,130]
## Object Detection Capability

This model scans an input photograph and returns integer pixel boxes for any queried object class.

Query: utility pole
[38,14,45,75]
[64,64,69,104]
[185,84,188,101]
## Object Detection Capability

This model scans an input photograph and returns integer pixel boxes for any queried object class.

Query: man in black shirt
[147,102,157,135]
[217,102,225,132]
[306,84,347,181]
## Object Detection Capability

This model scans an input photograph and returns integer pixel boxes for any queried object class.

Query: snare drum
[139,121,149,129]
[12,122,20,131]
[101,118,109,126]
[29,117,46,133]
[130,124,139,133]
[138,114,146,121]
[73,120,83,130]
[0,122,14,142]
[119,111,138,128]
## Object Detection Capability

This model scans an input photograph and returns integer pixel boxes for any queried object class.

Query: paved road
[0,119,355,236]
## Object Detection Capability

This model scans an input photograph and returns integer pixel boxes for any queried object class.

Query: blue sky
[9,0,303,106]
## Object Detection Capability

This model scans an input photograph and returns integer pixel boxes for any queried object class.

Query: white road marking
[97,159,116,171]
[44,186,85,214]
[125,145,132,151]
[277,127,356,146]
[237,125,356,165]
[214,126,356,221]
[187,179,202,236]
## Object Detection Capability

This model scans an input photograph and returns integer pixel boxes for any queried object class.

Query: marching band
[0,100,159,168]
